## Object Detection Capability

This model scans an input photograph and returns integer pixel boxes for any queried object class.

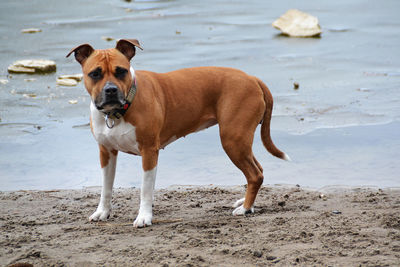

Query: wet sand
[2,185,400,266]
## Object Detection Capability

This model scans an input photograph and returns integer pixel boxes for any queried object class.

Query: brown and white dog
[67,39,289,227]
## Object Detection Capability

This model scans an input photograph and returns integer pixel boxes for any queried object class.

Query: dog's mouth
[95,95,126,113]
[95,99,126,113]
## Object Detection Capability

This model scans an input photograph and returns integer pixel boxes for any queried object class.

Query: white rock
[69,100,78,104]
[57,78,78,87]
[7,65,35,74]
[23,93,37,98]
[21,28,42,34]
[272,9,321,37]
[8,59,56,74]
[0,79,9,85]
[58,74,83,82]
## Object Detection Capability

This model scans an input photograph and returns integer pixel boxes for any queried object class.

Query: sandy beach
[2,185,399,266]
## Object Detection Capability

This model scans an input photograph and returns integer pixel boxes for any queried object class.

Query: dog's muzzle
[95,81,126,112]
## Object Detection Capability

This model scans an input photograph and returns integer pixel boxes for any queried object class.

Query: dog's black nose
[105,87,118,95]
[104,82,118,96]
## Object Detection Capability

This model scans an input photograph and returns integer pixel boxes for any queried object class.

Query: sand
[1,185,400,266]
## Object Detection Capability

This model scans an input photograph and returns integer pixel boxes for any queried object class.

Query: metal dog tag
[105,114,115,129]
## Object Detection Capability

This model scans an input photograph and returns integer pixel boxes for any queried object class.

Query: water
[0,0,399,190]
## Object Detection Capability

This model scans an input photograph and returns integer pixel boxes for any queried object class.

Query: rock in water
[21,28,42,34]
[101,36,115,42]
[58,74,83,82]
[57,78,78,86]
[57,74,83,86]
[8,59,56,74]
[7,65,36,74]
[0,79,9,85]
[272,9,322,37]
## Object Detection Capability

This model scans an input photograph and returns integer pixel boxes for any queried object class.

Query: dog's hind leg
[232,154,263,209]
[233,156,264,215]
[219,126,264,215]
[217,82,266,215]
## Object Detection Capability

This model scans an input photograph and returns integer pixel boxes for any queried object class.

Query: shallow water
[0,0,399,190]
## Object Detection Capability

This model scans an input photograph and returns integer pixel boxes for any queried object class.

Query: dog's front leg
[133,148,159,228]
[89,146,118,221]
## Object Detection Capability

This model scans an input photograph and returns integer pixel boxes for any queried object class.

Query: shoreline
[2,185,399,266]
[4,182,400,194]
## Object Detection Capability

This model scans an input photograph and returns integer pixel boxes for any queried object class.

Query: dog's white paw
[232,205,254,216]
[232,198,245,208]
[133,212,152,228]
[89,208,111,221]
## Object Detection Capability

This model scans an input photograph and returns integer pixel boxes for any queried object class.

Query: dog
[67,39,289,227]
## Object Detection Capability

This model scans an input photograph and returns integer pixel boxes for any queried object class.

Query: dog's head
[67,39,143,113]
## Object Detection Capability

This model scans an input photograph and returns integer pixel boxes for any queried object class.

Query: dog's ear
[66,44,95,65]
[116,39,143,61]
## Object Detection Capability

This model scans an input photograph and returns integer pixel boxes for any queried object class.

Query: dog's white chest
[90,102,141,155]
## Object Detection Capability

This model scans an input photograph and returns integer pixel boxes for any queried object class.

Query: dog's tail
[257,78,291,161]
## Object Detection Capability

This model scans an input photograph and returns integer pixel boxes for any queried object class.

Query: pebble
[266,255,277,261]
[58,74,83,82]
[0,79,9,85]
[102,36,115,42]
[23,93,37,98]
[8,59,56,74]
[253,251,263,258]
[21,28,42,34]
[332,210,342,215]
[293,82,300,90]
[277,201,286,207]
[272,9,322,37]
[57,74,83,86]
[69,100,78,104]
[57,78,78,87]
[319,194,328,201]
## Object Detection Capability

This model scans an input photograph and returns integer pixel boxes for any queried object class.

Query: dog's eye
[115,67,128,79]
[88,68,102,80]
